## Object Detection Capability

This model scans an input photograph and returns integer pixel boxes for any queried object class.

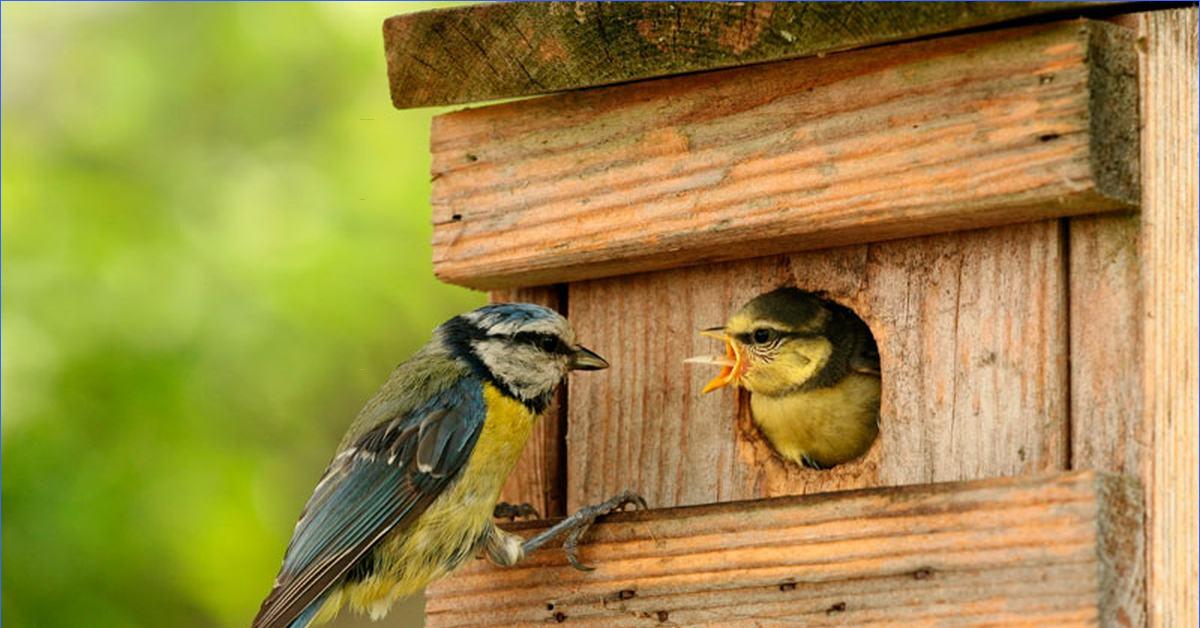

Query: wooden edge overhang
[425,471,1143,626]
[383,2,1125,109]
[422,18,1139,289]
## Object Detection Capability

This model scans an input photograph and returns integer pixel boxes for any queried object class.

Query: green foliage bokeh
[2,4,481,626]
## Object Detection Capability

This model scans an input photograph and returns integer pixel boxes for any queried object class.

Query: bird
[253,303,645,628]
[687,287,881,470]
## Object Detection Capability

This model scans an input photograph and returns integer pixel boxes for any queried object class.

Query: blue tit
[688,288,881,469]
[253,303,644,628]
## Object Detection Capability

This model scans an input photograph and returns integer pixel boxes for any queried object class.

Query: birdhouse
[383,3,1196,625]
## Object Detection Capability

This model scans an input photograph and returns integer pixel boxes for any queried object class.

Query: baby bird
[253,303,643,628]
[690,288,880,469]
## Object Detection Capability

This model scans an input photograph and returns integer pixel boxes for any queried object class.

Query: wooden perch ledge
[426,471,1142,626]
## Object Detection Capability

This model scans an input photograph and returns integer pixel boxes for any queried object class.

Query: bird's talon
[564,528,596,572]
[607,489,648,514]
[555,490,646,570]
[493,502,540,521]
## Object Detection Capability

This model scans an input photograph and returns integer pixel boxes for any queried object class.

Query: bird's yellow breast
[316,384,538,623]
[750,373,880,468]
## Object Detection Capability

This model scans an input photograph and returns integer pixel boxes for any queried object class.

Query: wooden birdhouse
[383,3,1196,625]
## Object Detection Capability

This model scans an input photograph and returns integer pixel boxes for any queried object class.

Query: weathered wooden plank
[566,221,1068,511]
[1068,213,1148,628]
[1136,8,1198,627]
[425,471,1141,627]
[428,20,1138,290]
[384,2,1115,108]
[490,286,568,518]
[1069,10,1198,625]
[1069,213,1144,477]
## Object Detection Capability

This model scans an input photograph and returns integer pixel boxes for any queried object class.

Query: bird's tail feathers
[286,596,324,628]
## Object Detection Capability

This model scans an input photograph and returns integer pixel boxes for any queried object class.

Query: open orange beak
[684,327,745,393]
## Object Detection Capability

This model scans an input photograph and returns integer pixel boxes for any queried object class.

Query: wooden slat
[1067,213,1149,628]
[425,471,1141,627]
[1137,8,1198,627]
[1067,10,1197,626]
[1069,214,1144,478]
[566,221,1068,511]
[426,20,1138,290]
[490,286,568,518]
[383,2,1115,108]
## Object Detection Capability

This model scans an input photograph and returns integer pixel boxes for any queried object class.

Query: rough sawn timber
[566,221,1069,512]
[1067,9,1197,627]
[1134,8,1198,626]
[384,2,1113,108]
[428,20,1138,290]
[424,471,1142,627]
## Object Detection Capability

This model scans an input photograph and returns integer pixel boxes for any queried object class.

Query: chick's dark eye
[752,328,775,344]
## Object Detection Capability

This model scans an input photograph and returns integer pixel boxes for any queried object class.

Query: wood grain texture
[1137,8,1198,626]
[425,471,1142,627]
[566,221,1068,512]
[1068,213,1144,478]
[1067,211,1147,626]
[490,286,568,518]
[384,2,1114,108]
[427,20,1138,290]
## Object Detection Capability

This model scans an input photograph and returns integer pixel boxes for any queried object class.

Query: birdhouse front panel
[383,3,1197,626]
[566,221,1068,511]
[426,19,1137,512]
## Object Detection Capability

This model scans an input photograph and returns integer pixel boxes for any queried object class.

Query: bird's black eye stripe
[511,331,570,355]
[736,329,821,345]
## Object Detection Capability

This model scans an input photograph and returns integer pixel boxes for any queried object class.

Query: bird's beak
[685,327,744,393]
[569,345,609,371]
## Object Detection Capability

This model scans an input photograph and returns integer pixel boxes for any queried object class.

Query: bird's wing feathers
[252,378,486,628]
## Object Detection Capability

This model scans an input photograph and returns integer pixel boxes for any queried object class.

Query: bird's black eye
[538,335,561,353]
[752,328,776,344]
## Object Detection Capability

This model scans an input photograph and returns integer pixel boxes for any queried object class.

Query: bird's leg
[492,502,540,521]
[518,489,647,571]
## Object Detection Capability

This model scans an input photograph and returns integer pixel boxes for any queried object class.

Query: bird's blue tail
[287,596,324,628]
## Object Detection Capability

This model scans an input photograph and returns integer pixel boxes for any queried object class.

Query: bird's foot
[562,490,647,571]
[516,489,647,572]
[493,502,540,521]
[516,490,647,571]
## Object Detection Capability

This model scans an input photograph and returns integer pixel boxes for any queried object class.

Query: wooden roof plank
[428,20,1138,290]
[384,2,1113,108]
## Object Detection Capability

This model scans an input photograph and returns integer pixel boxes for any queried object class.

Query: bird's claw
[561,489,647,571]
[493,502,540,521]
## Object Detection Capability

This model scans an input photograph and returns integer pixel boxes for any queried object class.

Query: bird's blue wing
[252,378,486,628]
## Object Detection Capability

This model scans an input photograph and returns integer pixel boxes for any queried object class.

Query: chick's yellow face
[692,290,834,397]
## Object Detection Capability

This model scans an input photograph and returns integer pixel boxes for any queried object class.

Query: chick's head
[692,288,834,396]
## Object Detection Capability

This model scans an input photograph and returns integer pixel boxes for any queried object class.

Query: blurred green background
[2,3,482,627]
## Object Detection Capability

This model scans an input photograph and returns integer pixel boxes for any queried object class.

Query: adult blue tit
[253,303,644,628]
[688,288,881,469]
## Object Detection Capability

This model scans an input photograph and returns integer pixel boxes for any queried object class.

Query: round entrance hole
[694,287,880,470]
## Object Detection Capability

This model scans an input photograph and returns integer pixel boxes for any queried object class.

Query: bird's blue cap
[460,303,563,332]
